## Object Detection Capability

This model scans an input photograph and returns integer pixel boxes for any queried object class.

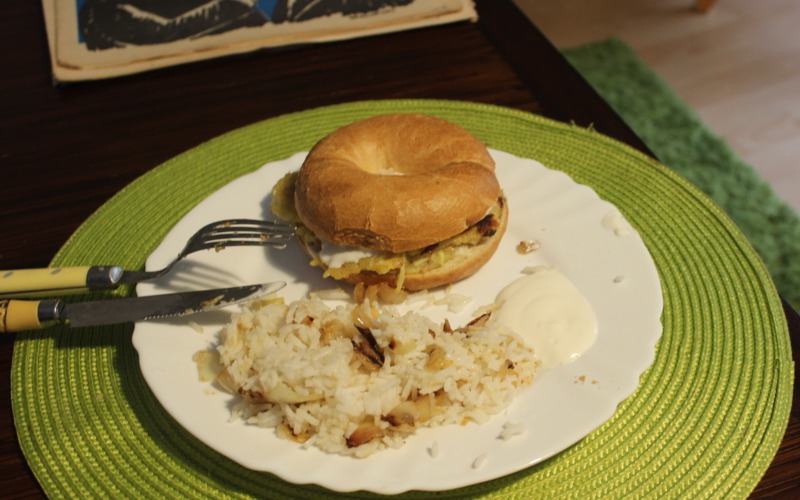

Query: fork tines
[194,219,296,251]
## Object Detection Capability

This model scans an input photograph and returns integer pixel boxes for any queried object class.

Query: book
[42,0,477,82]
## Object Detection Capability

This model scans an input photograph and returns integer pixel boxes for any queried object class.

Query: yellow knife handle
[0,299,62,333]
[0,266,123,297]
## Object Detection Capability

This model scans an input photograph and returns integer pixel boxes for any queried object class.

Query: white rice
[217,296,538,457]
[498,421,526,441]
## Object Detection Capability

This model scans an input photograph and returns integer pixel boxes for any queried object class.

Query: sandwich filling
[271,172,504,288]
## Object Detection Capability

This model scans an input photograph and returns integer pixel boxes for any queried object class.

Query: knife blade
[0,281,285,333]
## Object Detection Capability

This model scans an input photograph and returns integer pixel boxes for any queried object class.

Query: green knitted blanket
[563,38,800,310]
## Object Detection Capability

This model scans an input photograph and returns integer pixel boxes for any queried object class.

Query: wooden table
[1,0,797,497]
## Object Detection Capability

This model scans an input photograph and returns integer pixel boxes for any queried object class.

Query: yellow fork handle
[0,266,122,298]
[0,299,61,333]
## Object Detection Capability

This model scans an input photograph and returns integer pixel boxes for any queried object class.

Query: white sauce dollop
[495,269,598,369]
[318,242,378,268]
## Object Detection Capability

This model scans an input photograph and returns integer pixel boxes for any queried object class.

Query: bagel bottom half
[353,202,506,292]
[272,173,508,291]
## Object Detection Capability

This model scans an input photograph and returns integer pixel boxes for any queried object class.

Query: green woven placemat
[12,100,793,498]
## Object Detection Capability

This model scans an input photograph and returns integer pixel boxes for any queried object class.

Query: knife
[0,281,285,333]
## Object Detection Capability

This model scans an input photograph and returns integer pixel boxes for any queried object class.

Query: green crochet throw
[564,38,800,309]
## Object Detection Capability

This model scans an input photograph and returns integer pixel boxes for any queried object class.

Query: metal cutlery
[0,281,286,333]
[0,219,295,298]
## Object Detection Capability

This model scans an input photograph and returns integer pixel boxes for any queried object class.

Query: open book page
[42,0,477,82]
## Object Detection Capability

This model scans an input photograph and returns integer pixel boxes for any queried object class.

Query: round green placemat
[12,100,793,499]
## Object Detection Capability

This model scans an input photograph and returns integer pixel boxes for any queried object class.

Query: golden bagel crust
[294,113,500,253]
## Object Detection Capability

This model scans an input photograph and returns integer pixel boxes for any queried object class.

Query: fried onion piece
[351,325,385,372]
[354,282,408,305]
[241,381,323,404]
[383,400,431,431]
[277,423,312,444]
[425,345,452,371]
[346,421,384,448]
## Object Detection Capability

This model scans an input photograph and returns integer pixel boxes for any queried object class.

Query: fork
[0,219,295,298]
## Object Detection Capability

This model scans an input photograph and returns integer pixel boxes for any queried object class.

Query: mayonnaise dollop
[495,269,598,369]
[318,242,379,268]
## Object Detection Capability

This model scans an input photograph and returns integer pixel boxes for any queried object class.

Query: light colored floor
[514,0,800,214]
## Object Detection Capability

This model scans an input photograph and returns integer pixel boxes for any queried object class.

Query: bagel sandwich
[270,113,508,292]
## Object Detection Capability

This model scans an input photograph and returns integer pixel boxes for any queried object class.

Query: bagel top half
[294,113,501,253]
[271,113,508,291]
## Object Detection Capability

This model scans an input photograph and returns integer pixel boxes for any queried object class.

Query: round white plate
[132,149,663,494]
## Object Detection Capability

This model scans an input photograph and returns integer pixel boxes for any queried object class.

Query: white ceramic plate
[132,149,663,494]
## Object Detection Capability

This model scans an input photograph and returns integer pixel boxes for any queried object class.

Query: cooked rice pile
[217,296,538,457]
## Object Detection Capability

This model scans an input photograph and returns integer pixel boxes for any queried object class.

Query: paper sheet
[42,0,476,82]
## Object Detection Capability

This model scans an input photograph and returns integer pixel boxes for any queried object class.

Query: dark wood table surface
[2,0,797,497]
